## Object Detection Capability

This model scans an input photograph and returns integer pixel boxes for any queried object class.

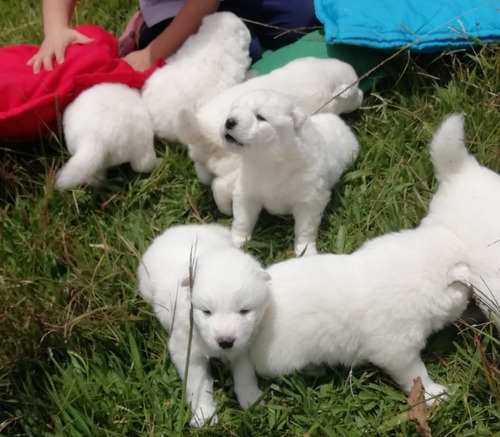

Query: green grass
[1,1,500,435]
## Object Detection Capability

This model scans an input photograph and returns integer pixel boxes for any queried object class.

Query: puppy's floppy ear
[291,106,308,130]
[175,103,202,145]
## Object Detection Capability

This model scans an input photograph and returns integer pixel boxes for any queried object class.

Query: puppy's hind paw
[154,157,163,168]
[237,387,265,409]
[424,382,448,407]
[190,406,218,427]
[231,234,248,248]
[294,242,317,257]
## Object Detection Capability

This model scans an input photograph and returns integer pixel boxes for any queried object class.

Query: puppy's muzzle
[225,117,237,130]
[223,117,243,147]
[217,337,235,349]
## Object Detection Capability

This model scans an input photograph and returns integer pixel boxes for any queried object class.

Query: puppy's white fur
[137,224,270,427]
[141,12,251,142]
[250,225,473,405]
[422,113,500,329]
[222,90,359,255]
[175,57,364,214]
[58,83,160,189]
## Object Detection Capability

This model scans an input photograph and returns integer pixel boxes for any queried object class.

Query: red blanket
[0,24,163,143]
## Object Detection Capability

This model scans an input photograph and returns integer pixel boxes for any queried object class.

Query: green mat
[251,30,385,93]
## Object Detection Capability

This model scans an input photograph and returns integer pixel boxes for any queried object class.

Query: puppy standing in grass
[176,56,363,215]
[221,90,359,256]
[422,113,500,329]
[137,224,270,427]
[250,225,474,405]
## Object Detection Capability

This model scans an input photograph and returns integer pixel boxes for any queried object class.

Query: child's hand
[27,27,94,74]
[121,47,155,72]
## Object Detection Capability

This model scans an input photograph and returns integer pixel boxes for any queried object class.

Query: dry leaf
[407,377,432,437]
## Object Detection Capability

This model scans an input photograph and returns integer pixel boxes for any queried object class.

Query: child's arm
[28,0,94,73]
[122,0,220,71]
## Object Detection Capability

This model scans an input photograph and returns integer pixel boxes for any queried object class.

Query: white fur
[137,224,270,427]
[222,90,359,255]
[175,57,364,214]
[58,83,160,190]
[141,12,251,142]
[421,113,500,329]
[250,225,473,405]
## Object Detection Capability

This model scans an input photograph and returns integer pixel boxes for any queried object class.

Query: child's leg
[137,17,174,50]
[138,9,264,61]
[118,11,145,57]
[262,0,320,49]
[220,0,320,53]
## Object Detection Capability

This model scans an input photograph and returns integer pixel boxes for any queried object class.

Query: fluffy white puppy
[57,83,160,190]
[421,113,500,329]
[175,56,364,214]
[137,224,270,427]
[250,225,474,405]
[221,90,359,256]
[141,12,251,142]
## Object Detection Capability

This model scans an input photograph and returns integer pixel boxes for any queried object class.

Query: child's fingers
[32,59,42,74]
[73,33,94,46]
[27,31,94,73]
[26,52,52,74]
[55,46,65,65]
[42,54,54,71]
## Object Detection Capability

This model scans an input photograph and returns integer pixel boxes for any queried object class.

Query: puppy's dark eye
[256,114,266,122]
[240,309,250,315]
[202,309,212,316]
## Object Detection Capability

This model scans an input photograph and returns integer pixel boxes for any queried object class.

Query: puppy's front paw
[424,382,448,406]
[294,242,317,257]
[190,405,218,427]
[154,157,163,168]
[232,234,248,248]
[237,386,264,409]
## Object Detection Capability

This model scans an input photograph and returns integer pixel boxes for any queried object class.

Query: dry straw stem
[178,243,198,428]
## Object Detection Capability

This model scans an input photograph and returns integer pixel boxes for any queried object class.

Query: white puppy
[137,224,270,427]
[221,90,359,255]
[57,83,160,190]
[176,56,364,214]
[141,12,251,142]
[421,113,500,329]
[250,225,474,405]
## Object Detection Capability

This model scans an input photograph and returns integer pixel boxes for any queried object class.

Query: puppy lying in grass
[137,224,270,427]
[222,90,359,256]
[141,12,251,142]
[176,56,363,214]
[250,225,474,405]
[422,113,500,330]
[57,12,250,191]
[57,83,161,189]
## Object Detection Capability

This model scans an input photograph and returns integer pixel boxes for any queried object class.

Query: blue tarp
[314,0,500,50]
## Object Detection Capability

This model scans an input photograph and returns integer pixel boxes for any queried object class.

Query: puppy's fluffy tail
[430,113,475,182]
[56,140,105,190]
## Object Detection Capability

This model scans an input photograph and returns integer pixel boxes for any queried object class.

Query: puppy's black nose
[217,338,235,349]
[225,118,237,130]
